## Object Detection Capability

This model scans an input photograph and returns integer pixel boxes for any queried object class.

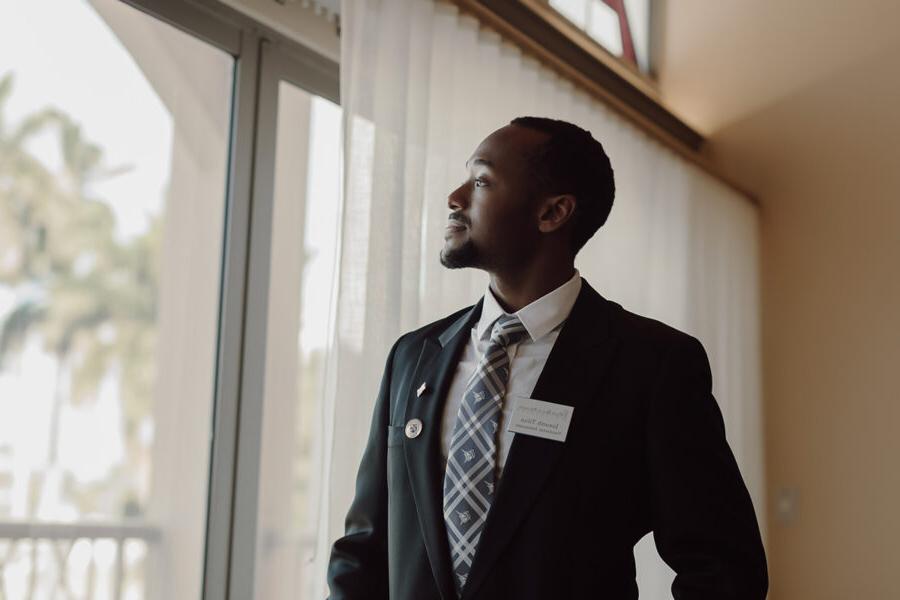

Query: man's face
[440,124,549,271]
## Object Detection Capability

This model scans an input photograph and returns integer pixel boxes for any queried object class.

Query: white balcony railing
[0,521,161,600]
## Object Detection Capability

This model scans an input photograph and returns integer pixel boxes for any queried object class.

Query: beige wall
[657,2,900,597]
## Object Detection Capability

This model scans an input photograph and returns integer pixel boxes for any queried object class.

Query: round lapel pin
[405,418,423,438]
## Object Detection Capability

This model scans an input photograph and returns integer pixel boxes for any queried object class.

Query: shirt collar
[475,268,582,343]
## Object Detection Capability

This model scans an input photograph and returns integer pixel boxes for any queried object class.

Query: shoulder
[577,279,702,357]
[388,303,476,363]
[597,298,713,398]
[603,298,706,360]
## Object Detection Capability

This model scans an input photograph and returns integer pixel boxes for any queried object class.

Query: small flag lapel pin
[416,382,427,397]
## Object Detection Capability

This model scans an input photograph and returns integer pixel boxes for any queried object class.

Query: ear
[537,193,576,233]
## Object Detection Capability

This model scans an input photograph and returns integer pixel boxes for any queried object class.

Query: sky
[0,0,173,244]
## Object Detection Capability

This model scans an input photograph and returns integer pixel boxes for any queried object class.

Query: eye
[473,177,488,188]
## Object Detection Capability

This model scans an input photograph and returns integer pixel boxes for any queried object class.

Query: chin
[440,240,481,269]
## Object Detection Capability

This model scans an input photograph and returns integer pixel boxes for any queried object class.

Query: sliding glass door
[0,0,340,598]
[228,40,342,600]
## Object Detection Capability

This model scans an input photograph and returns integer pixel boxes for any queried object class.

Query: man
[327,117,768,599]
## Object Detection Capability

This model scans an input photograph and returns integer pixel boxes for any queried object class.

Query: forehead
[465,124,549,175]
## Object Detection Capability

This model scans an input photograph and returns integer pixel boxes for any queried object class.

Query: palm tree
[0,71,159,522]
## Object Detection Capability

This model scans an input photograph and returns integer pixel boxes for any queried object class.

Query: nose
[447,182,468,212]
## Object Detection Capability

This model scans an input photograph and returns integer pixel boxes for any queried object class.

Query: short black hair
[509,116,615,255]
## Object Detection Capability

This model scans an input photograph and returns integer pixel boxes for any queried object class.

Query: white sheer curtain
[314,1,766,596]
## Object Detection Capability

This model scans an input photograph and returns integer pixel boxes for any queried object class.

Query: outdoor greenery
[0,71,159,518]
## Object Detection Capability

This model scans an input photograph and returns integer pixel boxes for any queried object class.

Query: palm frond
[0,300,46,365]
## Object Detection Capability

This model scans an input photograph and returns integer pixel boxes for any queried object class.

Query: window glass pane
[550,0,588,28]
[550,0,652,73]
[588,0,624,57]
[624,0,651,71]
[0,0,233,597]
[253,82,342,599]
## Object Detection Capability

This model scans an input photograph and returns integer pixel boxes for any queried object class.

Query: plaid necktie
[442,313,530,596]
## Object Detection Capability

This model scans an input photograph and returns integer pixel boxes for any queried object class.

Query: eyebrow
[465,157,493,169]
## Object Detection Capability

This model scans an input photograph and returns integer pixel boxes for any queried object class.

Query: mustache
[448,213,469,226]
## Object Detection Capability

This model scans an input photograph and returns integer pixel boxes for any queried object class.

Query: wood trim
[446,0,757,203]
[525,0,659,100]
[470,0,701,149]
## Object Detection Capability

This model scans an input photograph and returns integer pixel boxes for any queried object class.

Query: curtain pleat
[314,1,766,596]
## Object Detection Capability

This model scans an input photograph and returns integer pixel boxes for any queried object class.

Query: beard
[440,237,482,269]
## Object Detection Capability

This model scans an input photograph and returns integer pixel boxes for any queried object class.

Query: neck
[488,256,576,313]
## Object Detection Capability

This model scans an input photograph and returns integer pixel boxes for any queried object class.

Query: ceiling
[655,0,900,195]
[656,0,900,133]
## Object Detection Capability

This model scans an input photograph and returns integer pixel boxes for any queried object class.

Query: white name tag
[506,396,574,442]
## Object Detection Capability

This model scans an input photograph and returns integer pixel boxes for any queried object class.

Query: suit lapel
[403,298,484,600]
[461,280,620,599]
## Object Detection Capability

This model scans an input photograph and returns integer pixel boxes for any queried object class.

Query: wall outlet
[775,486,798,525]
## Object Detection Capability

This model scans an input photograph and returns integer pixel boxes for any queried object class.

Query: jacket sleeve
[326,338,401,600]
[647,334,769,599]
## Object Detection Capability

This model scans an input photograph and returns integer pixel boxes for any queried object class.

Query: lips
[444,220,467,239]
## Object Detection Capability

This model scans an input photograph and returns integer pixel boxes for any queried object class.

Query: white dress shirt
[440,269,583,479]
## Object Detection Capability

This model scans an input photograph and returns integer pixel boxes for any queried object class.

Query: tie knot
[489,314,529,348]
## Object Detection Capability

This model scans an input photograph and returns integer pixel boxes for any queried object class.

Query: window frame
[546,0,643,72]
[119,1,339,598]
[530,0,658,91]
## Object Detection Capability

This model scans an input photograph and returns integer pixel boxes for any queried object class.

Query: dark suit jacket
[327,279,768,599]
